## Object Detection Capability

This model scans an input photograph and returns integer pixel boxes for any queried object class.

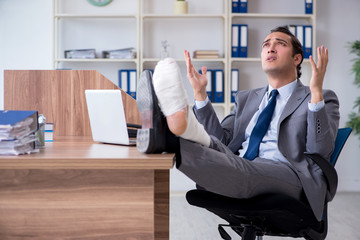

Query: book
[193,50,219,55]
[45,123,54,142]
[193,55,219,59]
[193,50,219,59]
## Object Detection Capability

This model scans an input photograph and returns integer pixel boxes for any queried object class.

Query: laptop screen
[85,89,133,145]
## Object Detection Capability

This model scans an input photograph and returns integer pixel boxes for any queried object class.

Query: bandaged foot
[153,58,211,147]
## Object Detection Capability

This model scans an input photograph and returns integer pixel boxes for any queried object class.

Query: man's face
[261,32,299,77]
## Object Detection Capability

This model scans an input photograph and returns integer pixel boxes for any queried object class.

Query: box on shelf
[102,48,136,59]
[64,49,96,59]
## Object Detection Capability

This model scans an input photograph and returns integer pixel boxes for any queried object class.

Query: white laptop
[85,89,136,146]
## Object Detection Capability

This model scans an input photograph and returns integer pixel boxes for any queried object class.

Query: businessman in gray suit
[136,26,339,221]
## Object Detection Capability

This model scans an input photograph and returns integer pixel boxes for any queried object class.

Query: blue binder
[295,25,304,51]
[231,69,239,103]
[239,24,248,58]
[232,25,240,57]
[305,0,313,14]
[213,69,224,103]
[128,69,137,99]
[199,69,213,101]
[119,69,128,93]
[239,0,248,13]
[0,110,38,133]
[232,0,239,13]
[288,25,296,36]
[303,25,313,59]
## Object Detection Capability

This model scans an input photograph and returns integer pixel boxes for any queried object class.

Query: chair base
[186,189,327,240]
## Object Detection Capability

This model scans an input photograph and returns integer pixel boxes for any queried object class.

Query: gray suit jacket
[194,80,340,220]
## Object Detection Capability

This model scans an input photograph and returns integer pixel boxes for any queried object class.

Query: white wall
[316,0,360,191]
[1,0,359,192]
[0,0,53,109]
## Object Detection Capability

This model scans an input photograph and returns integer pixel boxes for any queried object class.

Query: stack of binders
[305,0,313,14]
[0,110,39,155]
[119,69,137,99]
[199,69,224,103]
[288,25,313,59]
[232,0,247,13]
[232,24,248,58]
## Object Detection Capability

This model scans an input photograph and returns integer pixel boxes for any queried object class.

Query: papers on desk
[0,110,39,155]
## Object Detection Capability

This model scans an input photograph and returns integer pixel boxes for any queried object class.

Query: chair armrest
[304,153,338,201]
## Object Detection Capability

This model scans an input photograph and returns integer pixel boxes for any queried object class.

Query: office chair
[186,127,352,240]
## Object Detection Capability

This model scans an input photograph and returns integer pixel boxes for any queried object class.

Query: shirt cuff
[194,97,209,110]
[308,99,325,112]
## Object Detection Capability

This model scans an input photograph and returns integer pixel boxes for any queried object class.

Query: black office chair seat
[186,189,325,240]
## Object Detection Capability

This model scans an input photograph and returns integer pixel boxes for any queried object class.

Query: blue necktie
[243,89,279,160]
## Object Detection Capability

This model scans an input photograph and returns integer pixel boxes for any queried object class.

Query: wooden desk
[0,137,174,240]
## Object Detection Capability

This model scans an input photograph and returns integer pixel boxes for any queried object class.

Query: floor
[170,192,360,240]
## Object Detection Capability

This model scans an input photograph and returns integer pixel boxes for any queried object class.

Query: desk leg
[154,169,169,240]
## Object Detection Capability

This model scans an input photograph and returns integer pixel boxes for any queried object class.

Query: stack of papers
[0,110,39,155]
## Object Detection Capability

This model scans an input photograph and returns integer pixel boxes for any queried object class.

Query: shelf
[54,0,316,116]
[142,14,225,19]
[230,58,311,63]
[54,14,137,19]
[231,57,261,62]
[231,13,314,19]
[142,58,226,63]
[54,58,138,63]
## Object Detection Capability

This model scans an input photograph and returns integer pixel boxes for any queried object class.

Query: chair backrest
[330,127,352,166]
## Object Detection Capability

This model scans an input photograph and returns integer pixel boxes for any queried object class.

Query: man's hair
[270,26,304,78]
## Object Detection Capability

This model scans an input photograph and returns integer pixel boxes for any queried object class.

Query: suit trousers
[177,137,304,201]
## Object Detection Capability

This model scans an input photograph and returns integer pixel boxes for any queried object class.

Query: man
[136,26,339,221]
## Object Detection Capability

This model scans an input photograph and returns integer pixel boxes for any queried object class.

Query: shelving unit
[228,0,316,112]
[53,0,141,83]
[53,0,316,117]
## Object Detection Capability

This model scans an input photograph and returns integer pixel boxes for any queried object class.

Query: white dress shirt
[195,79,325,163]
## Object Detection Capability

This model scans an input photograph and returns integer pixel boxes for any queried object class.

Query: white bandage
[180,107,211,147]
[153,58,211,147]
[153,58,188,116]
